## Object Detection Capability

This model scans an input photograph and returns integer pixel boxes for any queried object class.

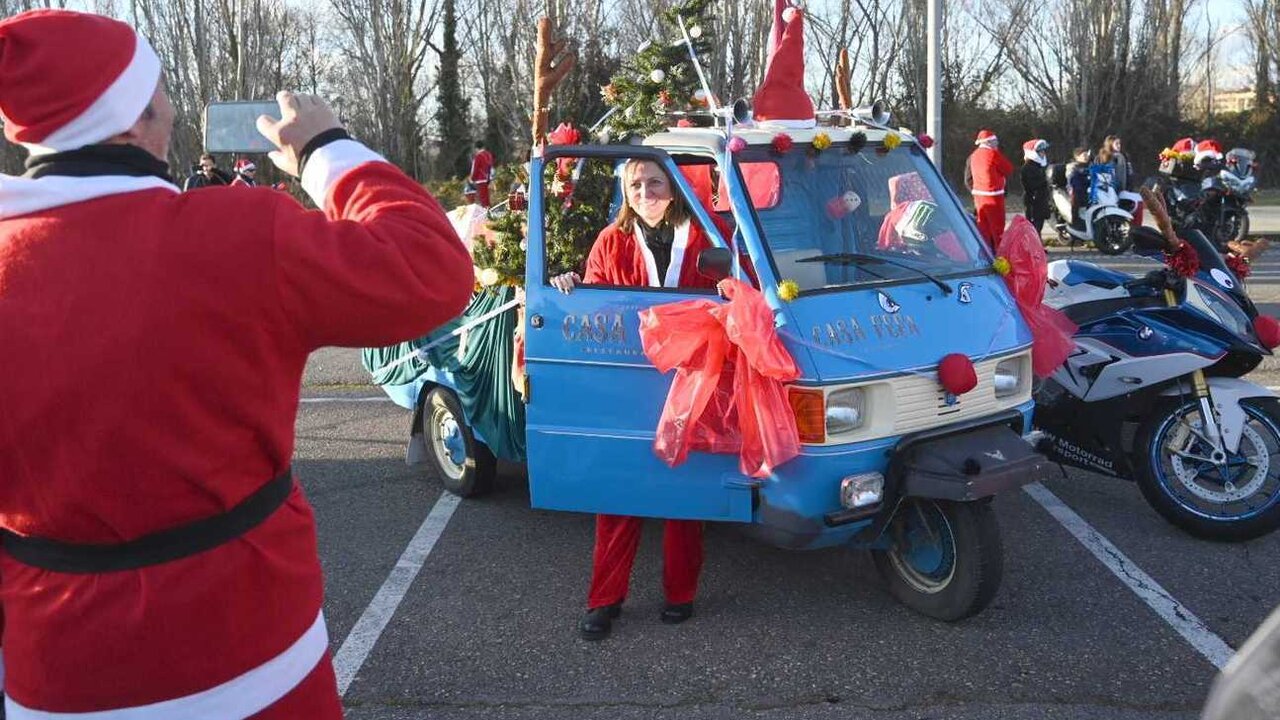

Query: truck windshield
[731,142,992,293]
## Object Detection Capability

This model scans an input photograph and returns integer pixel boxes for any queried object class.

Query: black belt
[2,467,294,574]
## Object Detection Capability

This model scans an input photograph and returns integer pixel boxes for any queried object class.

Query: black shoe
[660,602,694,624]
[579,603,622,641]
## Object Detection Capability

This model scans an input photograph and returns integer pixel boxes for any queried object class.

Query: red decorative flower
[1227,254,1251,280]
[1164,241,1200,278]
[1255,316,1280,349]
[546,122,581,146]
[917,133,935,149]
[771,133,794,154]
[938,353,978,396]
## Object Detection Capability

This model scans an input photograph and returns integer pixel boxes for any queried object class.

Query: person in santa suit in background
[0,9,472,718]
[550,158,736,640]
[230,157,258,187]
[965,129,1014,248]
[469,140,494,207]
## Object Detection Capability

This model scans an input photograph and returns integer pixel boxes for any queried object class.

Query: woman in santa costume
[551,158,732,640]
[0,9,472,718]
[965,129,1014,248]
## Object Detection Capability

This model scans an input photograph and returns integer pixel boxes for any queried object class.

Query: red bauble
[917,133,935,149]
[938,353,978,396]
[1164,242,1200,278]
[1255,316,1280,349]
[771,133,794,154]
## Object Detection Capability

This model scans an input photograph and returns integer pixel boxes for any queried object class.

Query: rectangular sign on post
[204,101,279,154]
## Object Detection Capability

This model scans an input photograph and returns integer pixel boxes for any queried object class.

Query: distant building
[1212,88,1256,115]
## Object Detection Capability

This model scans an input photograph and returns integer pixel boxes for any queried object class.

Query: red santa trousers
[474,182,491,207]
[974,195,1006,249]
[587,514,703,609]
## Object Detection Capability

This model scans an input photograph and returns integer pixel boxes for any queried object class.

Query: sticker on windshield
[1209,268,1236,290]
[877,291,901,314]
[957,282,973,304]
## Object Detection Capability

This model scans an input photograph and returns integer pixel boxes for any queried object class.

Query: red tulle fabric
[1227,254,1251,280]
[997,216,1079,376]
[1164,241,1200,278]
[639,278,801,478]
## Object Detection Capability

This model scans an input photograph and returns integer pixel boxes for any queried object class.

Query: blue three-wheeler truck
[377,120,1050,621]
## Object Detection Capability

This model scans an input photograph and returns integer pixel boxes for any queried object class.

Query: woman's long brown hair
[613,159,692,234]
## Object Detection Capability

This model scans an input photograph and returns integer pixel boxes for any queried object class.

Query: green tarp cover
[361,286,526,461]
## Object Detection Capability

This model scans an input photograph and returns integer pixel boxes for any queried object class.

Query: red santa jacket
[469,148,494,184]
[584,214,736,289]
[967,146,1014,196]
[0,140,472,715]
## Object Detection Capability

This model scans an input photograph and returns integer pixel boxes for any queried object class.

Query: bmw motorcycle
[1033,228,1280,541]
[1152,148,1258,253]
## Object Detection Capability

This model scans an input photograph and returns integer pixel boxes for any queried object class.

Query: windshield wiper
[797,252,954,295]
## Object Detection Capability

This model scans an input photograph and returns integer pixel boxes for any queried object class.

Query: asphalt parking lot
[298,211,1280,719]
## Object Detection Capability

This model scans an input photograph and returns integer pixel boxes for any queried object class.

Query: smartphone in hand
[203,100,279,154]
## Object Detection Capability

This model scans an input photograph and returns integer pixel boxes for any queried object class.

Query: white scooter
[1049,164,1134,255]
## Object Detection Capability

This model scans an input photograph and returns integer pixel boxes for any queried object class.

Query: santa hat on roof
[975,129,998,147]
[0,10,161,155]
[751,1,814,128]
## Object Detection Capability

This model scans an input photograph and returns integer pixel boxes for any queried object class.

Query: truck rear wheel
[422,387,497,498]
[871,499,1003,621]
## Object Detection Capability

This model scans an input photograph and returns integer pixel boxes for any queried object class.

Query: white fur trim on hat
[21,34,161,155]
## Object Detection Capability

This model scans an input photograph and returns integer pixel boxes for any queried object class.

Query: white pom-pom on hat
[781,5,800,22]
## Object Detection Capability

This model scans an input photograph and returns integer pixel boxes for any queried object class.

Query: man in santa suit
[0,9,472,718]
[551,158,735,640]
[965,128,1014,248]
[469,140,494,207]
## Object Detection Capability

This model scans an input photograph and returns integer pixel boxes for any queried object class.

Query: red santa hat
[975,129,998,146]
[1022,138,1048,164]
[0,10,161,155]
[1195,139,1224,161]
[751,2,814,128]
[1171,137,1196,154]
[235,158,256,172]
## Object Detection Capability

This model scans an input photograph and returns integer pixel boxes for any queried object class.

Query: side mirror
[697,247,733,282]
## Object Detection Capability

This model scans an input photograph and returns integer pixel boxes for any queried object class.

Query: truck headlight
[994,357,1025,398]
[825,387,865,434]
[840,473,884,509]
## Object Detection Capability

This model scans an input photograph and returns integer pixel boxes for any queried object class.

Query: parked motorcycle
[1048,163,1133,255]
[1152,148,1258,252]
[1034,226,1280,541]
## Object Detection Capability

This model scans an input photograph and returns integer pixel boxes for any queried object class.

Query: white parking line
[1023,482,1235,669]
[332,492,461,695]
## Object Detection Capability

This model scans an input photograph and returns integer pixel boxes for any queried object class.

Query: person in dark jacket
[1020,139,1051,235]
[1067,147,1091,229]
[182,152,231,190]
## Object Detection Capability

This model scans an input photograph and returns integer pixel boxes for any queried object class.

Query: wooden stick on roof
[835,48,853,111]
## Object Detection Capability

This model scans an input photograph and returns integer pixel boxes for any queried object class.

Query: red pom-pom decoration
[1164,242,1200,278]
[917,133,935,149]
[728,136,747,152]
[1255,316,1280,349]
[938,353,978,396]
[1227,254,1251,280]
[772,133,794,154]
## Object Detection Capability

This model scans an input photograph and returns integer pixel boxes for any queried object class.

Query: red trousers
[473,181,491,207]
[974,195,1006,249]
[587,514,703,609]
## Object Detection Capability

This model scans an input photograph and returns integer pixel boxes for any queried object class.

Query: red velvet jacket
[583,214,736,290]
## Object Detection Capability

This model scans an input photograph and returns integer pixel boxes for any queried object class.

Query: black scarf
[638,218,675,281]
[24,144,172,183]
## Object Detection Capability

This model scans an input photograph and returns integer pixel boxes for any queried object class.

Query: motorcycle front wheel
[1135,397,1280,541]
[1093,216,1132,255]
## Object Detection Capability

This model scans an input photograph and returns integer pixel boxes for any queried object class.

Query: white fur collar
[633,220,691,287]
[0,174,179,220]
